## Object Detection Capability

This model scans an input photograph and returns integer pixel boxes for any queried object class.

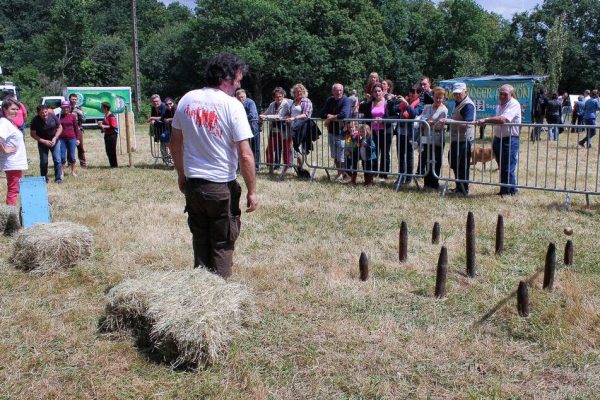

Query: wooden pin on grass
[399,221,408,263]
[359,252,369,281]
[543,242,556,291]
[434,246,448,299]
[564,240,573,266]
[432,222,441,245]
[495,214,504,255]
[466,211,476,278]
[517,281,530,317]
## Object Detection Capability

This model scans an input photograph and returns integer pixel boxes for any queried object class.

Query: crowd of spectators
[231,73,598,197]
[0,70,598,206]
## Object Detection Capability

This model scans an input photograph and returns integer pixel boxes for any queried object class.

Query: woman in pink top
[358,83,394,180]
[12,101,28,133]
[59,101,81,177]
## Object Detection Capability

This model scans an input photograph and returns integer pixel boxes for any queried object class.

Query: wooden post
[124,111,133,167]
[495,214,504,255]
[434,246,448,299]
[466,211,476,278]
[432,222,440,245]
[359,252,368,281]
[399,221,408,263]
[564,240,573,266]
[517,281,530,317]
[543,242,556,291]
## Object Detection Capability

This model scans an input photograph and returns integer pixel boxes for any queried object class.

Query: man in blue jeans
[30,105,64,183]
[477,84,522,196]
[578,89,600,148]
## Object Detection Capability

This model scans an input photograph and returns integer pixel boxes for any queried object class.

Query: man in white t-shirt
[170,53,258,279]
[477,84,522,196]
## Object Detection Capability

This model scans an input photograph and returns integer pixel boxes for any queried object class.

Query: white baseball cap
[452,82,467,93]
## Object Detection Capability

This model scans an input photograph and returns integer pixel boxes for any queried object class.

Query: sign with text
[440,79,534,123]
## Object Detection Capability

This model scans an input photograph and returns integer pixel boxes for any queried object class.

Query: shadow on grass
[97,314,198,372]
[133,162,176,171]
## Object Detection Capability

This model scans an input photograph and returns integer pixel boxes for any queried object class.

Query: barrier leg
[440,180,449,197]
[586,194,590,208]
[394,175,404,192]
[563,192,571,210]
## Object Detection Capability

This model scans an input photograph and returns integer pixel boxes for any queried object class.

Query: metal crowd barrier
[168,113,597,208]
[438,120,599,207]
[149,123,174,168]
[256,117,432,189]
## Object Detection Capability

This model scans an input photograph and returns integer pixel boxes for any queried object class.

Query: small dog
[471,146,494,170]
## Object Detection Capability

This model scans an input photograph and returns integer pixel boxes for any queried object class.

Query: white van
[41,95,65,116]
[0,81,19,104]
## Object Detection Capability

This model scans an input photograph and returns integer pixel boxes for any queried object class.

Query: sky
[160,0,543,20]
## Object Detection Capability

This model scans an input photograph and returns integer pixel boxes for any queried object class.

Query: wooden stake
[399,221,408,263]
[495,214,504,255]
[543,242,556,291]
[435,246,448,299]
[124,111,134,167]
[432,222,441,245]
[466,211,476,278]
[564,240,573,266]
[517,281,529,317]
[359,252,368,281]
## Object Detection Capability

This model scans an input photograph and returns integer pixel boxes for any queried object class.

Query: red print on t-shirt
[184,105,223,137]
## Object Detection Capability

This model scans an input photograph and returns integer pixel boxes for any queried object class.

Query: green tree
[140,20,198,97]
[191,0,388,106]
[38,0,91,83]
[492,0,599,93]
[436,0,503,78]
[381,0,443,91]
[545,13,568,94]
[0,1,50,74]
[77,36,129,86]
[538,0,599,92]
[489,12,546,76]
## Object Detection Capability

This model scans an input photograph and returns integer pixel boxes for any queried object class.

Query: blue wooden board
[19,176,51,228]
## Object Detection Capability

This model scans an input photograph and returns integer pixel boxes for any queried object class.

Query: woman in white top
[287,83,313,170]
[419,87,448,189]
[0,97,28,205]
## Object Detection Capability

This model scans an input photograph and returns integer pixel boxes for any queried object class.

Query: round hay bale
[101,269,255,369]
[11,222,94,275]
[0,205,21,235]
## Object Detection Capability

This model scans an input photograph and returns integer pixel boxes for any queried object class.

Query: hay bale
[0,205,20,235]
[101,269,255,369]
[11,222,94,275]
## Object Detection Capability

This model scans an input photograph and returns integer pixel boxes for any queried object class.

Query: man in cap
[442,82,476,195]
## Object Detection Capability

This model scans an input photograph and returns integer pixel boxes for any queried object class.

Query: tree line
[0,0,598,115]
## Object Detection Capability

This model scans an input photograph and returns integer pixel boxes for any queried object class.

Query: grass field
[0,125,599,399]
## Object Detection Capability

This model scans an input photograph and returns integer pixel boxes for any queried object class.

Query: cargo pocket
[229,215,241,242]
[227,180,242,242]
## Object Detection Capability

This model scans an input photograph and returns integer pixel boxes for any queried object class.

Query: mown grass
[0,126,599,399]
